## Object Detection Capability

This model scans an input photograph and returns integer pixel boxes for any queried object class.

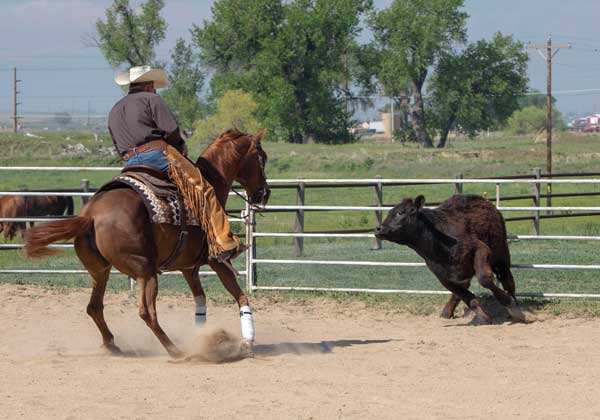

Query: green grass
[3,130,600,316]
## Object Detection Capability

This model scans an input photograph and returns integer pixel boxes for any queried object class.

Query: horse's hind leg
[75,237,122,354]
[136,274,183,358]
[182,267,207,327]
[87,267,123,354]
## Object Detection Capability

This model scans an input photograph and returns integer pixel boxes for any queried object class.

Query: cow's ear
[414,195,425,210]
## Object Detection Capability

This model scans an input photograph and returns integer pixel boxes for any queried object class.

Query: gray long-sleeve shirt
[108,91,185,155]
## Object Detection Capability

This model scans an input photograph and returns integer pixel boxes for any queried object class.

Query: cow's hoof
[440,308,455,319]
[507,298,528,323]
[469,299,492,325]
[472,313,493,325]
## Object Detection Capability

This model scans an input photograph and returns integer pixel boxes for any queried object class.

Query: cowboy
[108,65,244,262]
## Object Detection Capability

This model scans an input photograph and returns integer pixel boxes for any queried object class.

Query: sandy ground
[1,284,600,420]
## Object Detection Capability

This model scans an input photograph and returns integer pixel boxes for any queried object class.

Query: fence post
[128,277,135,297]
[373,175,383,250]
[244,200,257,294]
[80,179,90,205]
[455,173,463,194]
[294,178,305,256]
[533,168,541,235]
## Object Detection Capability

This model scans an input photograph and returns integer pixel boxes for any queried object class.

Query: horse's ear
[414,195,426,210]
[254,128,268,143]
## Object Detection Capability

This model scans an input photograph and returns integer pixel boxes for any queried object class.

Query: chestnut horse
[25,129,270,358]
[0,195,73,240]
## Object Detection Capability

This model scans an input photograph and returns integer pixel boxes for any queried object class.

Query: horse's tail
[65,196,74,216]
[25,216,92,259]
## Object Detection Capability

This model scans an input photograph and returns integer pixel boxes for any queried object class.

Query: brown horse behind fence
[0,195,73,240]
[25,129,269,358]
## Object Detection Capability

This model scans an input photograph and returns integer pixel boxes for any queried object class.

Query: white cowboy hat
[115,65,169,89]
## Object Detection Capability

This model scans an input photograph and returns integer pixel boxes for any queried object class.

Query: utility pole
[12,67,21,133]
[343,52,349,116]
[87,100,91,128]
[528,35,570,207]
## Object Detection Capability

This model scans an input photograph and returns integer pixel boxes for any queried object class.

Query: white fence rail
[244,176,600,299]
[0,166,250,282]
[3,167,600,299]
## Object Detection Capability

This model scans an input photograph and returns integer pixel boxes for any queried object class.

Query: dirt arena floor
[1,284,600,420]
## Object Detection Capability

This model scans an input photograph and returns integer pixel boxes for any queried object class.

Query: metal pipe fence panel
[244,176,600,298]
[4,167,600,299]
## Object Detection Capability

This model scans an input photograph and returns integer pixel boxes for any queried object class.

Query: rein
[230,139,268,212]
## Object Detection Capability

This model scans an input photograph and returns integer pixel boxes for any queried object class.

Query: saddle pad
[97,172,199,226]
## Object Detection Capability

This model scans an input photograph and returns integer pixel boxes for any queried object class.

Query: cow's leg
[494,265,526,322]
[439,279,491,324]
[136,274,183,358]
[494,264,516,297]
[475,245,526,322]
[208,260,254,344]
[181,267,207,327]
[440,294,461,319]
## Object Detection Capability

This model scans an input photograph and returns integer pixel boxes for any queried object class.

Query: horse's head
[199,129,271,206]
[235,129,270,206]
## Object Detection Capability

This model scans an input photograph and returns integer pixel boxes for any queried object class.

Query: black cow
[375,194,526,324]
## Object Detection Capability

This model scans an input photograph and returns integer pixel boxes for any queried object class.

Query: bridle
[231,139,268,209]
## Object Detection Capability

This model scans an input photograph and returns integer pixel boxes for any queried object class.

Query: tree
[428,33,529,148]
[94,0,167,68]
[369,0,467,147]
[518,89,556,109]
[506,106,565,135]
[193,0,372,144]
[190,90,260,145]
[162,39,205,130]
[54,112,72,129]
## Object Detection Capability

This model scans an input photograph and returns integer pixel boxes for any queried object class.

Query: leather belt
[121,140,168,161]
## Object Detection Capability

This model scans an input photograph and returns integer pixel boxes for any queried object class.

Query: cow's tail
[66,196,74,216]
[25,216,92,258]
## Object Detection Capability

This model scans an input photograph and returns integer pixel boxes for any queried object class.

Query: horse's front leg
[181,267,207,327]
[208,260,254,343]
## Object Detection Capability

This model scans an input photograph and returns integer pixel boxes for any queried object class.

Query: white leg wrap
[239,305,255,342]
[194,295,207,327]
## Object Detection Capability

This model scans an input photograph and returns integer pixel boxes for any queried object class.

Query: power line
[0,67,113,72]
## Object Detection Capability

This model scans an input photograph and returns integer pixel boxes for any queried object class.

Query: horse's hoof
[168,348,185,359]
[102,342,123,356]
[240,339,254,358]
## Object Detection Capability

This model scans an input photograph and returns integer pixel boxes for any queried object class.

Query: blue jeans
[124,149,169,172]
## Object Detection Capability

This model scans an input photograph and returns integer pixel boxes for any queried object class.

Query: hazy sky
[0,0,599,121]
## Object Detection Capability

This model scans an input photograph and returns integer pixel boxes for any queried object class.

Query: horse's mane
[196,129,252,206]
[203,129,251,161]
[211,129,248,145]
